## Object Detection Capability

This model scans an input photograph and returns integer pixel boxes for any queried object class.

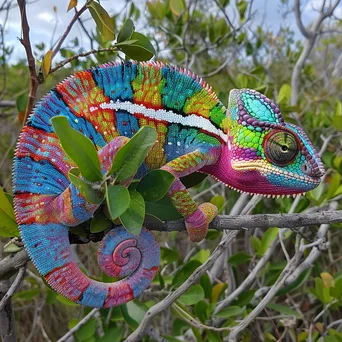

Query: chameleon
[13,61,324,308]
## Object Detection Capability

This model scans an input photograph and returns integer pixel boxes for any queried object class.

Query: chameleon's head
[218,89,324,197]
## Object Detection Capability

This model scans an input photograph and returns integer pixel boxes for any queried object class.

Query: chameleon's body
[13,61,324,308]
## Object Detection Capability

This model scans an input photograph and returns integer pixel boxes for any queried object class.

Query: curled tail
[20,221,159,307]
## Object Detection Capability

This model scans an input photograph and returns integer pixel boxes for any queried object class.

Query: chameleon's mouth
[232,161,322,186]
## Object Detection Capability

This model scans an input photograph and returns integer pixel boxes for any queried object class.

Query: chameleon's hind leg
[161,149,220,242]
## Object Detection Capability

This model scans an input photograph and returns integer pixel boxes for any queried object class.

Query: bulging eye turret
[263,130,299,166]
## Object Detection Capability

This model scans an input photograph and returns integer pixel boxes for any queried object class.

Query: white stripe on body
[97,101,228,142]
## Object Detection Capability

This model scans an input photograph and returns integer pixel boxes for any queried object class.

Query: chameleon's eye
[263,130,298,166]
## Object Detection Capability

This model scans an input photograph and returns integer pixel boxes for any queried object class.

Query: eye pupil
[263,131,298,166]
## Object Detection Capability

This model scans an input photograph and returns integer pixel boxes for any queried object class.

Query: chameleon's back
[12,61,226,307]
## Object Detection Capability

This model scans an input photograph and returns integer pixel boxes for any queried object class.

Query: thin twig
[124,230,239,341]
[0,266,26,311]
[57,308,99,342]
[52,4,87,59]
[49,47,118,74]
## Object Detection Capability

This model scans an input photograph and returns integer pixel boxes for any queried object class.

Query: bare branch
[294,0,312,39]
[17,0,39,124]
[145,210,342,232]
[0,266,26,311]
[52,4,87,59]
[57,308,99,342]
[49,47,118,74]
[125,230,239,341]
[0,210,341,280]
[228,250,303,341]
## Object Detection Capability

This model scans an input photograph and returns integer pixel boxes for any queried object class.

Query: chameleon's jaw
[201,144,323,198]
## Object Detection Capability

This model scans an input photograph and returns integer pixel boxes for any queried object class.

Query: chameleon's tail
[19,221,159,307]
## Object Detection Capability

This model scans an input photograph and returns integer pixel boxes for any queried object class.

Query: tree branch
[17,0,39,125]
[145,210,342,232]
[0,266,26,311]
[52,4,87,59]
[125,230,239,341]
[294,0,312,39]
[0,210,341,280]
[49,47,118,74]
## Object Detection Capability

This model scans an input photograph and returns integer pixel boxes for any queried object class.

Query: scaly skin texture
[13,61,324,308]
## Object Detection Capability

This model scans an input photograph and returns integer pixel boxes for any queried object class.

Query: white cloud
[37,12,56,23]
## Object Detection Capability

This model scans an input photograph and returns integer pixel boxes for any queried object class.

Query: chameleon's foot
[185,203,218,242]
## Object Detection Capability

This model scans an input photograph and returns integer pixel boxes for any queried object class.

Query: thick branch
[145,210,342,232]
[0,210,341,280]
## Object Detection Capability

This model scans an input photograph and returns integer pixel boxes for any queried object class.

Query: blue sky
[1,0,341,63]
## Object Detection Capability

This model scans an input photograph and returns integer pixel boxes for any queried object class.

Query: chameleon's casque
[13,61,324,308]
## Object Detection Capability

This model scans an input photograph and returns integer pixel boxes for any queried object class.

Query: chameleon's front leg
[161,149,220,242]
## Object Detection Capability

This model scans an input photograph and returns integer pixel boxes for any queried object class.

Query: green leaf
[179,285,204,305]
[69,168,104,204]
[0,187,15,221]
[137,170,175,202]
[215,305,245,318]
[56,294,79,306]
[0,208,19,238]
[147,1,166,20]
[106,184,130,220]
[98,327,124,342]
[117,32,156,61]
[110,126,157,180]
[333,101,342,131]
[120,189,145,235]
[90,209,112,233]
[117,18,135,43]
[327,173,341,199]
[170,0,185,16]
[278,83,292,105]
[145,195,182,220]
[237,0,248,20]
[194,300,209,323]
[16,93,28,112]
[120,303,138,329]
[200,273,212,299]
[13,288,40,301]
[180,172,207,188]
[191,249,210,263]
[4,243,22,253]
[160,247,180,264]
[251,236,262,255]
[267,303,301,318]
[210,195,225,213]
[330,278,342,299]
[51,116,103,182]
[260,228,279,254]
[228,252,252,266]
[75,318,97,341]
[172,260,201,287]
[231,289,256,307]
[87,1,115,41]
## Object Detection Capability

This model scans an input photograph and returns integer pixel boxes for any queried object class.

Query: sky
[1,0,341,63]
